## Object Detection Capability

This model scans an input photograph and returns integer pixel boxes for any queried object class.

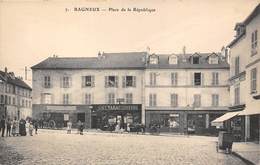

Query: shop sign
[170,113,179,117]
[47,106,76,111]
[93,104,141,111]
[64,114,69,121]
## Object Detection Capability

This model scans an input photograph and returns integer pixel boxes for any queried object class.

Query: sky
[0,0,259,86]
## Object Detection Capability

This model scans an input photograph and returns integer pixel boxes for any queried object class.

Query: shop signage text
[93,104,141,111]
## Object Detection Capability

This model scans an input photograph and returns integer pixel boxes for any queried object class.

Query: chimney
[182,46,186,55]
[4,67,7,80]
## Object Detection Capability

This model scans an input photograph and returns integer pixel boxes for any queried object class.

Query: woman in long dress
[12,117,19,136]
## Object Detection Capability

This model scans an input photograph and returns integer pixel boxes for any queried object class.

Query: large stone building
[32,50,230,134]
[0,68,32,120]
[221,4,259,142]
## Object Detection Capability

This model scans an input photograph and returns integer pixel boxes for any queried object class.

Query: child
[29,122,34,136]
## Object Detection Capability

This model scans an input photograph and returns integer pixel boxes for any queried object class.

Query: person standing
[34,120,39,135]
[6,118,11,137]
[79,122,84,135]
[12,117,19,136]
[0,115,6,137]
[29,122,33,136]
[67,120,72,134]
[77,120,82,134]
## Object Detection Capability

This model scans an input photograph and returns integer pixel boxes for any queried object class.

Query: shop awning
[211,111,240,126]
[238,109,260,116]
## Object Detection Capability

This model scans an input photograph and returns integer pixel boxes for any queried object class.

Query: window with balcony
[250,68,257,93]
[251,30,258,56]
[149,72,157,86]
[171,72,178,86]
[108,93,115,104]
[42,93,52,104]
[170,93,178,107]
[212,94,219,107]
[85,93,92,105]
[235,56,240,75]
[63,93,70,105]
[234,86,240,105]
[125,93,133,104]
[149,93,157,107]
[193,94,201,107]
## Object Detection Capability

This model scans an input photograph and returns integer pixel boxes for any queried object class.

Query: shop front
[146,110,225,135]
[32,104,91,129]
[91,104,142,131]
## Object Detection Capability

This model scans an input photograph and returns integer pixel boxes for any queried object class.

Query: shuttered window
[251,68,257,93]
[170,93,178,107]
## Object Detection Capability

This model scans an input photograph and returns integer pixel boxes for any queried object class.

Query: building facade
[0,68,32,120]
[226,4,260,142]
[32,51,229,134]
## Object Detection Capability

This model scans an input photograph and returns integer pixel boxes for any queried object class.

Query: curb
[232,151,255,165]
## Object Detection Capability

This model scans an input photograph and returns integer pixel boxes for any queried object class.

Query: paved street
[0,130,246,165]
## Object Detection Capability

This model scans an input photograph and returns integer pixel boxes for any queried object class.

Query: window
[62,76,71,88]
[234,86,240,105]
[108,93,115,104]
[251,68,257,93]
[171,94,178,107]
[123,76,136,87]
[105,76,118,88]
[193,94,201,107]
[251,30,257,55]
[125,93,133,104]
[82,75,95,87]
[171,72,178,86]
[209,57,219,64]
[44,76,51,88]
[169,56,178,64]
[194,73,201,86]
[150,72,157,86]
[212,94,219,107]
[149,94,157,107]
[0,95,4,104]
[192,56,200,64]
[212,72,219,85]
[13,97,15,105]
[85,93,92,105]
[63,94,70,105]
[235,56,240,75]
[42,93,52,104]
[149,55,158,64]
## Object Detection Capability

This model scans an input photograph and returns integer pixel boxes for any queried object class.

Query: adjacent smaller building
[0,68,32,120]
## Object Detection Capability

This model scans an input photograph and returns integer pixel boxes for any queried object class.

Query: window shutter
[201,73,204,86]
[149,94,152,106]
[175,73,178,85]
[91,75,95,87]
[150,73,153,86]
[122,76,126,88]
[115,76,119,88]
[82,76,85,88]
[69,93,72,104]
[133,76,136,87]
[191,73,194,85]
[154,94,157,106]
[105,76,108,88]
[216,73,219,85]
[69,77,72,88]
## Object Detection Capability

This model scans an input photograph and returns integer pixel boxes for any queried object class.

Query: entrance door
[91,116,97,129]
[250,115,260,141]
[77,113,85,123]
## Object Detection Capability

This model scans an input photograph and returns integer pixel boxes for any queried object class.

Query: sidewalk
[232,142,260,165]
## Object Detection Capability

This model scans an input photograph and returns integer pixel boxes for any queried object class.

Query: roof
[146,53,229,69]
[31,52,147,69]
[227,3,260,48]
[31,52,229,70]
[0,71,32,90]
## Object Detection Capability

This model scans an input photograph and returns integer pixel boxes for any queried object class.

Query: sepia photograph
[0,0,259,164]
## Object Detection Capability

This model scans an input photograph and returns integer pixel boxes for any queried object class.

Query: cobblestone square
[0,130,246,165]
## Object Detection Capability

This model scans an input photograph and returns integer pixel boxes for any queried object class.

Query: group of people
[0,115,39,137]
[66,120,84,135]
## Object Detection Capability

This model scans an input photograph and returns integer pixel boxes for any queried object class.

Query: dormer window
[169,55,178,64]
[192,56,200,64]
[209,56,219,64]
[149,55,159,64]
